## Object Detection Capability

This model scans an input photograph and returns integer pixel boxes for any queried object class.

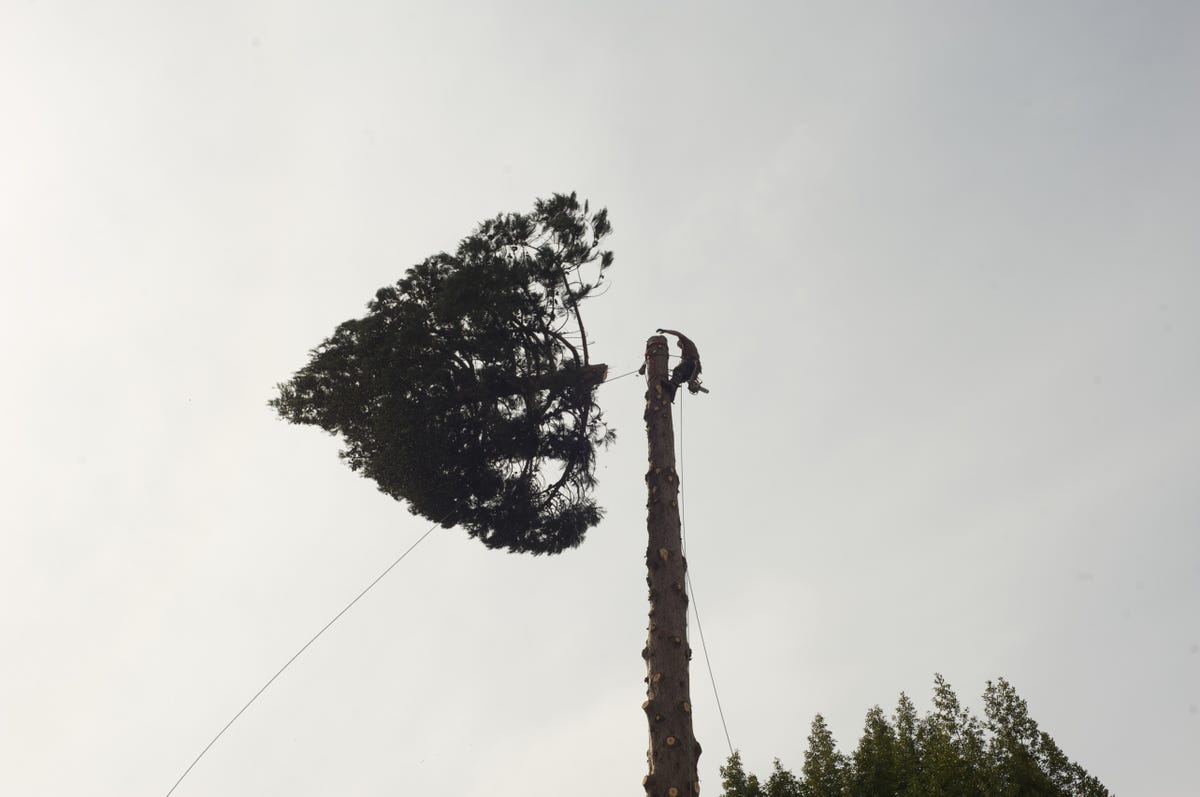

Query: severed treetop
[271,192,615,554]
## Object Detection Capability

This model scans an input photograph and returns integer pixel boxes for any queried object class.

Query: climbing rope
[676,391,735,756]
[164,519,442,797]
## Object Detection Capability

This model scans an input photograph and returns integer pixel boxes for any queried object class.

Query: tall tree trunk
[641,334,701,797]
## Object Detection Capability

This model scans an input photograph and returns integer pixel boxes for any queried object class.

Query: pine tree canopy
[270,192,616,554]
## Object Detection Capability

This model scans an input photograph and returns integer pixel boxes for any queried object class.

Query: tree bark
[641,335,701,797]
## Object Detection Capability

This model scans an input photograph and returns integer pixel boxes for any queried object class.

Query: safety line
[687,571,734,756]
[164,520,441,796]
[677,392,735,757]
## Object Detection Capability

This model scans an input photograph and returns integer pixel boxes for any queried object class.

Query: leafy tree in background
[720,751,764,797]
[912,673,990,795]
[765,758,804,797]
[718,676,1111,797]
[800,714,848,796]
[271,193,614,554]
[983,678,1111,797]
[849,705,901,796]
[892,692,921,792]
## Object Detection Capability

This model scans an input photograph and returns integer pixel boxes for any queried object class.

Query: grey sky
[2,1,1198,795]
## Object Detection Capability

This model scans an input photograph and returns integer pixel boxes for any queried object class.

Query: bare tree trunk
[641,334,700,797]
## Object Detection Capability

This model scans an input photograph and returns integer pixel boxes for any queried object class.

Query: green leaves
[850,705,900,796]
[982,678,1111,797]
[271,192,615,555]
[720,751,764,797]
[765,758,803,797]
[800,714,847,796]
[718,676,1111,797]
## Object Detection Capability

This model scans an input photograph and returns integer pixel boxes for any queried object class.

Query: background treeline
[719,675,1111,796]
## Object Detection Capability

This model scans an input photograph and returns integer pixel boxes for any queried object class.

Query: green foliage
[892,692,920,792]
[800,715,847,797]
[849,705,901,796]
[765,758,803,797]
[910,674,989,795]
[720,751,764,797]
[718,676,1111,797]
[271,192,616,554]
[982,678,1112,797]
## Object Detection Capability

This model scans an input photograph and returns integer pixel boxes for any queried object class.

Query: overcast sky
[3,2,1198,795]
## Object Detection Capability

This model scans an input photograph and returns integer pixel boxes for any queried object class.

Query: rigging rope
[164,520,441,797]
[678,390,735,757]
[604,353,683,386]
[601,365,642,384]
[167,363,728,793]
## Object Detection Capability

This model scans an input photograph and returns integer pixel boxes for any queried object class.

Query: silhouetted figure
[657,328,708,402]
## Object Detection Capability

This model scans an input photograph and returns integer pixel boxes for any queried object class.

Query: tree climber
[654,328,708,402]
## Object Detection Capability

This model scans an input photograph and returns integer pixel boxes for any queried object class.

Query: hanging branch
[270,192,616,555]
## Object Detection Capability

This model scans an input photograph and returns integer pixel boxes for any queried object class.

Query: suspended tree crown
[271,192,615,554]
